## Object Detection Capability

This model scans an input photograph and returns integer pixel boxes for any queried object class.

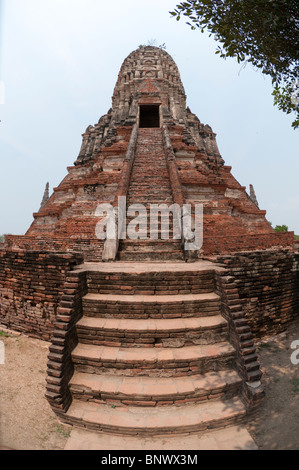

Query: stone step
[135,140,163,145]
[123,221,180,230]
[127,185,172,194]
[64,425,258,450]
[128,173,169,178]
[135,142,164,147]
[133,155,165,158]
[123,222,179,230]
[121,242,182,251]
[128,169,170,174]
[118,251,185,261]
[127,182,172,187]
[128,165,169,170]
[126,198,174,205]
[119,241,182,254]
[124,208,179,215]
[71,342,236,376]
[136,134,163,138]
[120,230,181,238]
[82,292,221,319]
[127,190,173,197]
[76,314,228,347]
[127,189,173,195]
[84,263,217,295]
[126,200,174,207]
[61,396,246,436]
[69,369,242,405]
[128,167,169,171]
[135,143,164,146]
[133,156,165,160]
[127,179,171,185]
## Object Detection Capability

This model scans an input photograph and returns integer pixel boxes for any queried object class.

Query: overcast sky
[0,0,298,236]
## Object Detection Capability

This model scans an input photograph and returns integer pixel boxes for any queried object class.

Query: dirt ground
[0,330,70,450]
[0,318,299,451]
[248,319,299,450]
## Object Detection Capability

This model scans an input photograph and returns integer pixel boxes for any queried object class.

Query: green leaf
[171,0,299,129]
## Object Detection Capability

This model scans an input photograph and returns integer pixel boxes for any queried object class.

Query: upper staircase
[118,128,184,261]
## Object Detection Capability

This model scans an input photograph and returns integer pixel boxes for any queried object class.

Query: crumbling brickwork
[46,270,87,413]
[2,46,293,261]
[0,250,83,340]
[214,249,299,338]
[1,47,298,444]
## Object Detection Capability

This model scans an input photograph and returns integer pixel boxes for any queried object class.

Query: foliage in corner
[170,0,299,128]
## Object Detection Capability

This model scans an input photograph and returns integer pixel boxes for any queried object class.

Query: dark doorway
[139,105,160,128]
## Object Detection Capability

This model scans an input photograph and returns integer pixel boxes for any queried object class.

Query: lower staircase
[48,261,258,450]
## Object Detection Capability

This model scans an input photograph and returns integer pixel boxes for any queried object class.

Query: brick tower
[2,46,298,450]
[9,45,292,262]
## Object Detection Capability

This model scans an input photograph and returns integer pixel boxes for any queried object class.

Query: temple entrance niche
[139,105,160,128]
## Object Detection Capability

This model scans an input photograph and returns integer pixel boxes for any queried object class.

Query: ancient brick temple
[1,46,298,449]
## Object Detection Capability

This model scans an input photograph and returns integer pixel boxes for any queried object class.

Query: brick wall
[4,235,103,262]
[214,268,265,410]
[0,250,83,340]
[203,232,294,256]
[214,249,299,338]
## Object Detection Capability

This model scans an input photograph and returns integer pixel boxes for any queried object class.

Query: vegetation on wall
[274,225,289,233]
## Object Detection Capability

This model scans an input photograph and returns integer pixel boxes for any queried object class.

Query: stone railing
[45,268,87,415]
[162,125,200,261]
[214,268,265,411]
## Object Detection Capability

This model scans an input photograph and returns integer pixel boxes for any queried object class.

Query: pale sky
[0,0,298,235]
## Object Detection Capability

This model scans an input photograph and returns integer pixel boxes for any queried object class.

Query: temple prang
[0,46,298,449]
[13,46,293,261]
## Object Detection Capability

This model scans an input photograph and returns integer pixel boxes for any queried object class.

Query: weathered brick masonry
[4,236,103,262]
[213,249,299,339]
[0,250,83,340]
[46,269,87,413]
[2,46,294,262]
[1,45,298,445]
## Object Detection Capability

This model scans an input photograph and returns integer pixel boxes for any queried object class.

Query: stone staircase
[57,262,252,447]
[118,128,184,261]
